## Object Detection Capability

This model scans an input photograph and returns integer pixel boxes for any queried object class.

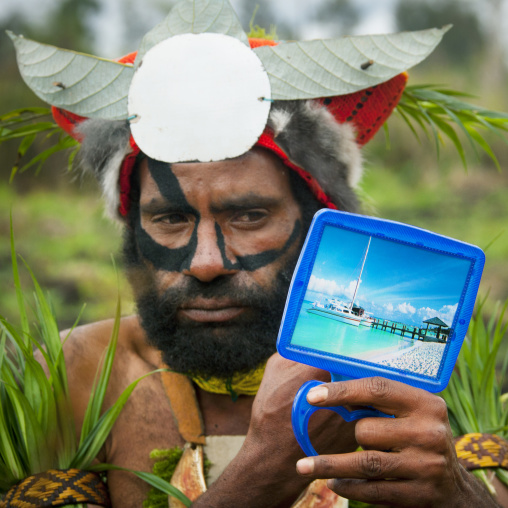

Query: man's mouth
[178,298,246,323]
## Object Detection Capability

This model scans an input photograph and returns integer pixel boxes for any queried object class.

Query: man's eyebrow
[210,195,280,213]
[140,198,194,215]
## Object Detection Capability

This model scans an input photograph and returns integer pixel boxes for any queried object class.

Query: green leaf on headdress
[254,26,452,100]
[8,31,133,120]
[135,0,249,68]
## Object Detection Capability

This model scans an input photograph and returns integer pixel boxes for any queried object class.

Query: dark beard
[136,268,294,379]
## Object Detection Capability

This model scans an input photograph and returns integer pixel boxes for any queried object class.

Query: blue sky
[306,225,472,327]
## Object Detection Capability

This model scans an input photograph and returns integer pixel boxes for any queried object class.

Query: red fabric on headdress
[316,73,407,146]
[51,42,407,217]
[256,131,338,210]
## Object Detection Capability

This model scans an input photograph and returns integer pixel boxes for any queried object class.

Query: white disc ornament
[128,33,272,163]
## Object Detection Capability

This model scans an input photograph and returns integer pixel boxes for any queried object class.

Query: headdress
[8,0,450,218]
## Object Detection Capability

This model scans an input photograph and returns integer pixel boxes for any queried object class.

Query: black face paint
[214,220,302,271]
[135,222,198,272]
[148,159,198,215]
[135,159,200,271]
[135,157,303,273]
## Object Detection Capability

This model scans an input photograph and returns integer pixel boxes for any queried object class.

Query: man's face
[126,148,304,378]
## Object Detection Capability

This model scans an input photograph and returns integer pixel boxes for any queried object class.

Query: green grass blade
[496,469,508,488]
[72,370,162,469]
[430,115,467,170]
[483,230,505,254]
[398,92,431,135]
[9,214,29,351]
[21,259,67,381]
[465,126,501,171]
[3,382,50,473]
[443,297,508,443]
[20,263,78,467]
[394,106,421,142]
[0,122,58,141]
[89,464,192,507]
[0,383,27,480]
[0,106,52,122]
[18,136,77,175]
[79,294,121,446]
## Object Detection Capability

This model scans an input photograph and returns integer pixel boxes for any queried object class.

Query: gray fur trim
[270,109,292,137]
[267,100,362,212]
[76,119,133,220]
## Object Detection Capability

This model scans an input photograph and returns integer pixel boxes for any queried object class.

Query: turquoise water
[291,300,416,362]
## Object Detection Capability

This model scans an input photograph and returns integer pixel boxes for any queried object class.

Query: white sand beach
[374,341,446,376]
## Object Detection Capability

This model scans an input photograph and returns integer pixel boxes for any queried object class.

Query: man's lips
[178,299,246,323]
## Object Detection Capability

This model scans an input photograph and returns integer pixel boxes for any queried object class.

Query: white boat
[308,299,362,327]
[308,237,372,328]
[360,311,375,328]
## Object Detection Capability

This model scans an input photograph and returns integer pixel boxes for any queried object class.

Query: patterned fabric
[1,469,110,508]
[455,433,508,470]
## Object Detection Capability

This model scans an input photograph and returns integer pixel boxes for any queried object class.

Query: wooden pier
[371,318,448,343]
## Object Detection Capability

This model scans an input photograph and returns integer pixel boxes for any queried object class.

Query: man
[60,140,500,508]
[7,2,506,506]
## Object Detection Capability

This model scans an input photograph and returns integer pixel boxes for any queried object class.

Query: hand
[248,353,356,460]
[196,354,357,507]
[295,377,499,507]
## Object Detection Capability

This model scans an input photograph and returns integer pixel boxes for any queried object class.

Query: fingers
[326,478,430,507]
[296,450,419,481]
[307,377,434,417]
[354,413,451,453]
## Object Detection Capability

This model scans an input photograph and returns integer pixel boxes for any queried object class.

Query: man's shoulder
[60,315,159,398]
[61,315,147,362]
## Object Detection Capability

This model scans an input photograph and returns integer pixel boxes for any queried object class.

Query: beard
[134,263,296,379]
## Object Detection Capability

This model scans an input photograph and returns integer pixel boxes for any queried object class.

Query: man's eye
[232,211,267,223]
[154,213,189,224]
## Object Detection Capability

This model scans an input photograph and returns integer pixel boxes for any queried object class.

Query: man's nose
[182,220,238,282]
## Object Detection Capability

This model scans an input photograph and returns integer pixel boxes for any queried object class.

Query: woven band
[455,433,508,471]
[1,469,110,508]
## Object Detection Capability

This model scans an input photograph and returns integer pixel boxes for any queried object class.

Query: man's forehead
[139,149,291,200]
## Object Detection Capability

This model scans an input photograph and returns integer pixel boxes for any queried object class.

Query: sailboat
[308,237,372,327]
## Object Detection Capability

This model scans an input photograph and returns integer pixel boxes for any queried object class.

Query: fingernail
[296,458,314,475]
[307,386,328,403]
[326,478,339,490]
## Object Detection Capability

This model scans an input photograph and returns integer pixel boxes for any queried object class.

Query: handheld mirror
[276,209,485,457]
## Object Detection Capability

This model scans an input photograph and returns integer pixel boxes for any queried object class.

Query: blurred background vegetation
[0,0,507,339]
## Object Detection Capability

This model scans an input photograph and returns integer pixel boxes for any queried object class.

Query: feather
[77,119,133,219]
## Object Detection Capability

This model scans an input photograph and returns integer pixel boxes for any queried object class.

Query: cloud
[344,279,360,300]
[308,275,343,296]
[437,304,458,327]
[384,303,394,312]
[415,304,458,327]
[418,307,438,322]
[398,302,416,314]
[308,275,360,300]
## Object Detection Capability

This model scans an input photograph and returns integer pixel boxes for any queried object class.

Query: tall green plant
[443,296,508,494]
[0,217,190,507]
